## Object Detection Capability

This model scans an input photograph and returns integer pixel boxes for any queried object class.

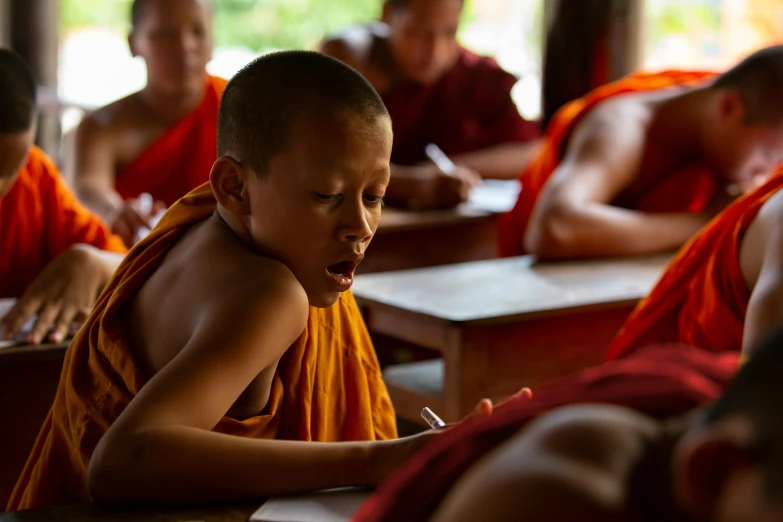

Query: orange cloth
[606,169,783,359]
[8,183,397,510]
[498,70,717,257]
[0,146,126,298]
[114,75,228,206]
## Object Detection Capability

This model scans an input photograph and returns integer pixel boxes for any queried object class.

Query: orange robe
[8,183,397,510]
[498,70,717,257]
[114,75,228,207]
[0,146,126,298]
[606,169,783,360]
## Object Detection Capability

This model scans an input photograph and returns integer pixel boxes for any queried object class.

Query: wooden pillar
[541,0,644,129]
[10,0,60,157]
[0,0,11,48]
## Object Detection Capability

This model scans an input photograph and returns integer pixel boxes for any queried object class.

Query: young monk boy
[68,0,226,246]
[321,0,541,210]
[499,45,783,259]
[7,50,497,510]
[356,324,783,522]
[0,49,126,345]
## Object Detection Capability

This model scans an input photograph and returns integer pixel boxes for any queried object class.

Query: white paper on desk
[0,298,32,348]
[250,487,369,522]
[467,179,521,213]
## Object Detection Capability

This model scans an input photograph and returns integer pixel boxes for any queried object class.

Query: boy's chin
[308,291,342,308]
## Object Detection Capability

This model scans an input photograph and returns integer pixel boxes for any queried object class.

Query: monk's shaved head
[0,48,36,133]
[131,0,211,28]
[217,50,389,175]
[713,45,783,125]
[385,0,463,9]
[705,324,783,498]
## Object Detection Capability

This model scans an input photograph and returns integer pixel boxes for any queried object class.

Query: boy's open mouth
[326,260,357,278]
[325,256,362,291]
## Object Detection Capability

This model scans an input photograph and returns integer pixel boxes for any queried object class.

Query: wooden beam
[0,0,10,47]
[10,0,60,157]
[541,0,644,128]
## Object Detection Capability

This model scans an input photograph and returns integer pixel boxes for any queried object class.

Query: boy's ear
[128,32,139,58]
[680,435,753,517]
[716,90,748,126]
[381,2,394,24]
[210,155,252,216]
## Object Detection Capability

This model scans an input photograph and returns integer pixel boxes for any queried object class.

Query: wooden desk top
[376,179,520,234]
[352,255,671,325]
[377,204,493,234]
[0,342,69,365]
[0,502,258,521]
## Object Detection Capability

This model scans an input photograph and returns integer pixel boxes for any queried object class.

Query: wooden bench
[0,343,68,510]
[358,180,520,274]
[352,255,670,424]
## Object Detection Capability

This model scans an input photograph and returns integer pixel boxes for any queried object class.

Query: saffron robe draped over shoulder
[382,48,540,166]
[606,170,783,359]
[353,344,739,522]
[114,75,228,206]
[8,183,397,510]
[0,146,126,298]
[498,70,717,257]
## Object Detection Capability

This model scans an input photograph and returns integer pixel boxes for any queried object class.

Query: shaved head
[713,45,783,125]
[131,0,211,29]
[0,48,36,133]
[217,50,389,175]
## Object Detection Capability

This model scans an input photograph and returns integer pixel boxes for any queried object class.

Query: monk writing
[321,0,540,210]
[7,51,499,510]
[68,0,226,246]
[355,325,783,521]
[0,49,126,345]
[499,46,783,259]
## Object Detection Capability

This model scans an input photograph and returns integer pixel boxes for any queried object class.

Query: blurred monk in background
[0,49,126,345]
[499,46,783,259]
[322,0,541,210]
[68,0,226,246]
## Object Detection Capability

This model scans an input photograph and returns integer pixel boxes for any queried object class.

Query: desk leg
[443,327,493,422]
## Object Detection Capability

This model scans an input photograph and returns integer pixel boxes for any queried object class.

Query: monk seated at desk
[0,49,126,345]
[68,0,227,247]
[7,51,499,511]
[355,328,782,522]
[499,45,783,259]
[321,0,541,210]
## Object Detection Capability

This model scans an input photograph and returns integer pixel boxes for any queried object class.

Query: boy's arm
[451,141,542,180]
[742,218,783,356]
[524,110,711,259]
[88,270,429,504]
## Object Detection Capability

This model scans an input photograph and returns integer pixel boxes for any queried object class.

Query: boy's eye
[364,194,385,206]
[316,193,341,202]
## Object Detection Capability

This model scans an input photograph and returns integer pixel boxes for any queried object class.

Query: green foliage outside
[60,0,482,51]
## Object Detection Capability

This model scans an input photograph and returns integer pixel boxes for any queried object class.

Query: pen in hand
[421,406,446,429]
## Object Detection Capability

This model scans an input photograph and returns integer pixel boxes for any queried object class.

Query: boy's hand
[111,197,167,247]
[370,395,513,485]
[409,164,481,210]
[1,245,113,344]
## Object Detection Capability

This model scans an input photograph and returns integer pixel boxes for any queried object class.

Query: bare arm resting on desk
[451,141,542,180]
[524,108,714,259]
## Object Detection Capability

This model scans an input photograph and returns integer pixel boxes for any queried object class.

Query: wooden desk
[353,255,670,424]
[0,502,258,521]
[0,343,68,510]
[358,181,521,274]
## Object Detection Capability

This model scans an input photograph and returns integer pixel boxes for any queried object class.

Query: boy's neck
[137,80,206,125]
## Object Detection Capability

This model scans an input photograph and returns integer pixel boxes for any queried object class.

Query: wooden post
[0,0,11,48]
[10,0,60,158]
[542,0,644,129]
